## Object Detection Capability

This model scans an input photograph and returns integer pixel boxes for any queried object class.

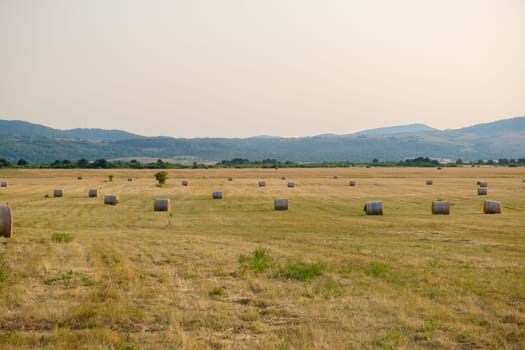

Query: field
[0,167,524,349]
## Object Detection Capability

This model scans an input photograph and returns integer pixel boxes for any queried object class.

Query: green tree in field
[154,171,168,185]
[77,158,90,168]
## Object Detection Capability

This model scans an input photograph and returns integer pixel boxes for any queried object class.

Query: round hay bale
[154,198,171,211]
[0,204,13,238]
[333,176,338,180]
[1,181,8,187]
[349,180,356,187]
[274,198,288,210]
[281,176,286,180]
[228,177,233,181]
[181,179,189,186]
[77,176,83,180]
[477,180,487,187]
[53,189,64,197]
[431,200,450,215]
[104,194,120,205]
[88,189,99,198]
[128,177,133,182]
[258,180,266,187]
[212,191,223,199]
[364,201,383,215]
[522,178,525,183]
[426,179,433,185]
[483,200,501,214]
[287,181,295,188]
[478,187,487,196]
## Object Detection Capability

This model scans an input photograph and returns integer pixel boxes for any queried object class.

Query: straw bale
[364,201,383,215]
[104,194,120,205]
[483,200,501,214]
[274,198,288,210]
[432,200,450,215]
[0,204,13,238]
[154,198,171,211]
[478,187,487,196]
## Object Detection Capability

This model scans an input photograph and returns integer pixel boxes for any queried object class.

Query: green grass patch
[0,330,21,345]
[239,247,273,274]
[51,232,74,243]
[313,277,344,299]
[365,262,405,285]
[0,264,6,286]
[372,328,402,348]
[116,344,136,350]
[339,263,365,274]
[209,287,225,297]
[44,270,74,285]
[278,261,325,281]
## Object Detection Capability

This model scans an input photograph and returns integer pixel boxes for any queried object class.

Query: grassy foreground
[0,167,524,349]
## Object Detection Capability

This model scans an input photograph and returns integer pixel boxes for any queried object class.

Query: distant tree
[498,158,509,165]
[372,158,379,163]
[154,171,168,185]
[50,159,74,168]
[0,158,11,168]
[455,159,463,165]
[91,159,110,169]
[17,159,28,166]
[77,158,90,168]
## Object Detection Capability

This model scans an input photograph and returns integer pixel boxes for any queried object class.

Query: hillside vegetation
[0,117,524,163]
[0,167,524,349]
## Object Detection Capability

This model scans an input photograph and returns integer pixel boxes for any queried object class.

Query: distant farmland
[0,167,524,349]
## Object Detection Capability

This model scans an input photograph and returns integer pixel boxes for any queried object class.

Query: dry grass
[0,167,524,349]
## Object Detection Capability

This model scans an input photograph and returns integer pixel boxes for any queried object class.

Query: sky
[1,0,524,138]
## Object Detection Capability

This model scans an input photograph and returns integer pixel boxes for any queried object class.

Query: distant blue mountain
[453,116,525,134]
[354,123,438,136]
[0,117,523,163]
[0,120,140,141]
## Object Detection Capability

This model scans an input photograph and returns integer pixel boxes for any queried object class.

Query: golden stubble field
[0,167,524,349]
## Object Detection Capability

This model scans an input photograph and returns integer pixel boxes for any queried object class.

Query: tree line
[1,156,524,169]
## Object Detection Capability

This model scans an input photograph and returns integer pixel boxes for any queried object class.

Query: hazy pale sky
[1,0,524,137]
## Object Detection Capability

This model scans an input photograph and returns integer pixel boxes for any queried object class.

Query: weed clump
[209,287,225,297]
[44,270,74,285]
[239,247,273,274]
[278,261,325,281]
[52,233,74,243]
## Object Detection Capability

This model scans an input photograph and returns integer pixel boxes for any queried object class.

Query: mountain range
[0,117,524,163]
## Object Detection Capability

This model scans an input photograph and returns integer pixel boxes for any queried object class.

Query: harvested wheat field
[0,167,524,349]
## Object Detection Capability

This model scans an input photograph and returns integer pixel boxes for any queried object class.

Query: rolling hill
[0,117,523,163]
